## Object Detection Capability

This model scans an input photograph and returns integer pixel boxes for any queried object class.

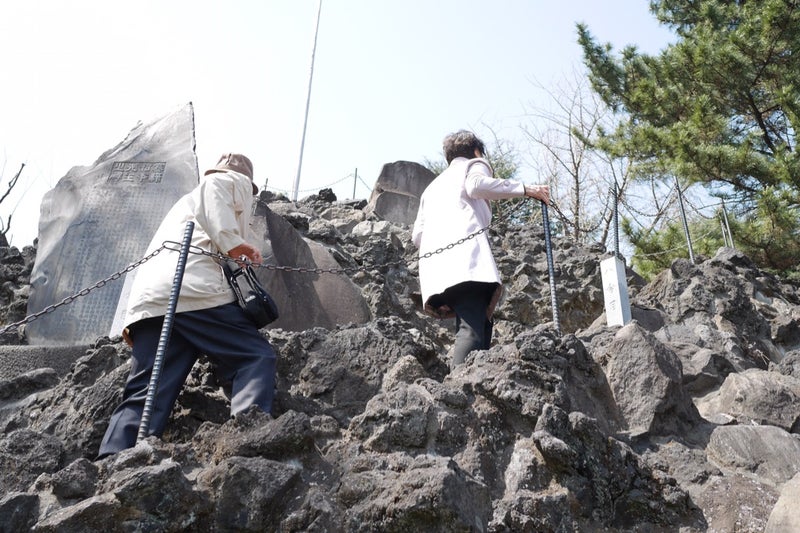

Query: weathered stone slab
[364,161,435,226]
[251,198,371,331]
[27,104,198,345]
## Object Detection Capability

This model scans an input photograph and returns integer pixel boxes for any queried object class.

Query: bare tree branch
[0,162,25,239]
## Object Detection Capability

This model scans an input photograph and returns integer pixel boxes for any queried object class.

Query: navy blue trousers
[98,302,276,457]
[440,281,497,367]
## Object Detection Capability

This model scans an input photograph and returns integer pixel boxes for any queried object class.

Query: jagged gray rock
[706,425,800,485]
[595,322,703,437]
[250,193,372,332]
[766,472,800,532]
[696,368,800,431]
[0,183,800,531]
[0,245,36,346]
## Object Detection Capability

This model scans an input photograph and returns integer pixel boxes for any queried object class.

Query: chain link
[0,246,166,336]
[182,226,494,277]
[634,229,718,258]
[187,244,370,276]
[1,197,538,333]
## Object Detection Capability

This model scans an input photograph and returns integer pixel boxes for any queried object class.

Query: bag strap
[242,264,268,293]
[223,259,268,294]
[221,259,246,303]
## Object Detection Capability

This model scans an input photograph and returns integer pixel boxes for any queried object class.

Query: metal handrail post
[136,221,195,443]
[675,177,695,263]
[721,199,735,249]
[541,201,561,335]
[612,180,620,259]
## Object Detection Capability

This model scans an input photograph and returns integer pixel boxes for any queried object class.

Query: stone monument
[364,161,435,226]
[27,104,199,345]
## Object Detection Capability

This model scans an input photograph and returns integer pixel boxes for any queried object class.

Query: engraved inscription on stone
[27,103,199,346]
[108,161,166,183]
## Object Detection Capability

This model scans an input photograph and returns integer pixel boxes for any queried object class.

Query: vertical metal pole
[674,177,695,264]
[721,199,734,249]
[352,168,358,199]
[719,218,729,248]
[541,201,561,335]
[137,221,194,443]
[612,181,620,258]
[292,0,323,202]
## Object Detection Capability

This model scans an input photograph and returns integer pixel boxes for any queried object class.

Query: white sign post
[600,255,631,327]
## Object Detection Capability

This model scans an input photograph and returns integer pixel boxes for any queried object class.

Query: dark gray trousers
[98,302,276,457]
[441,281,497,367]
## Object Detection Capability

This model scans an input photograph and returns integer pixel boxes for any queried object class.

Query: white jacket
[412,157,526,317]
[122,170,253,330]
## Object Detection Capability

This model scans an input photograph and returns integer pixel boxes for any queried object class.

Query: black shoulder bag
[222,260,280,328]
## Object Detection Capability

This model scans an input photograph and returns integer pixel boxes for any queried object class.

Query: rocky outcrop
[0,244,35,346]
[0,187,799,531]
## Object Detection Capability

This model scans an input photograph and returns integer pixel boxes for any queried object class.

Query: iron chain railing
[0,197,538,333]
[187,197,531,275]
[0,246,165,336]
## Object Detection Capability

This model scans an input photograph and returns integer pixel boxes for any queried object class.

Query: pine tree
[578,0,800,278]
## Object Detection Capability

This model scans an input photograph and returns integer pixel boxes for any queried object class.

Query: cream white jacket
[412,157,526,317]
[122,170,253,330]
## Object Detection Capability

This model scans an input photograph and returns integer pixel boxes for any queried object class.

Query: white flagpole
[292,0,323,201]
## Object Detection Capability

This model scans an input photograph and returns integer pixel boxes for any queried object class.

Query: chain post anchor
[600,254,632,327]
[136,221,194,444]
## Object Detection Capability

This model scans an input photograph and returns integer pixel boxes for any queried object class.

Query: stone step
[0,344,90,381]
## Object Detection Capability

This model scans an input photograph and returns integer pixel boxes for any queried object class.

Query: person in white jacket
[98,153,277,458]
[412,131,549,368]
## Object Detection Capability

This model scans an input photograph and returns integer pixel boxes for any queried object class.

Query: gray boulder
[696,369,800,431]
[766,472,800,532]
[592,322,702,437]
[364,161,435,226]
[706,425,800,485]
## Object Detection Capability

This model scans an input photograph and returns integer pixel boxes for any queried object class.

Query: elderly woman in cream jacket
[412,130,549,368]
[98,153,277,459]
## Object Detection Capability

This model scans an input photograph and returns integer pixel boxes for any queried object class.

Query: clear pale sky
[0,1,673,247]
